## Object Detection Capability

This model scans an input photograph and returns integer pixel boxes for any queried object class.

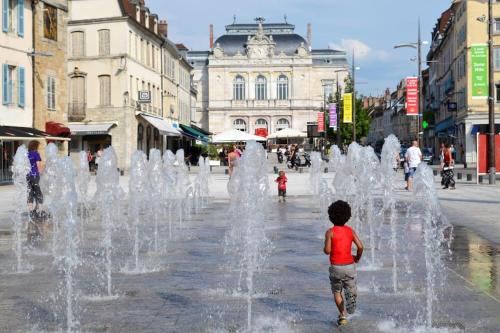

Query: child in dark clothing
[275,170,287,202]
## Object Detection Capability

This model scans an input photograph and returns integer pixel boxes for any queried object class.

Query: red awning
[46,121,71,138]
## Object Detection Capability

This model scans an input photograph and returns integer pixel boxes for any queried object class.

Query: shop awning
[46,121,71,138]
[212,129,266,143]
[140,114,181,136]
[179,124,209,142]
[69,123,115,135]
[0,126,70,141]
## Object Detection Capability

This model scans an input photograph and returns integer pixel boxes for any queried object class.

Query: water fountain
[93,147,123,298]
[174,149,190,228]
[163,150,177,239]
[380,134,401,292]
[194,155,211,211]
[11,145,32,273]
[75,151,91,240]
[53,156,81,333]
[148,149,164,252]
[226,141,272,331]
[309,151,322,198]
[125,150,149,273]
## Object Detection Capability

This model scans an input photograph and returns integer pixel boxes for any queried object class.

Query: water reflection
[451,226,499,297]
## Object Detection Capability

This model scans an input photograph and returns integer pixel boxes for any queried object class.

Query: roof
[214,33,307,56]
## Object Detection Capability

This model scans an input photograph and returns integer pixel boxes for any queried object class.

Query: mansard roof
[214,33,307,56]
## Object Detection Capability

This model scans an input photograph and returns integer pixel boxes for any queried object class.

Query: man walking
[405,140,422,191]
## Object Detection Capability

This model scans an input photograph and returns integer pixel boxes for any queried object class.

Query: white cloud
[329,39,389,61]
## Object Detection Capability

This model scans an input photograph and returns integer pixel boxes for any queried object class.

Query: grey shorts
[329,264,357,295]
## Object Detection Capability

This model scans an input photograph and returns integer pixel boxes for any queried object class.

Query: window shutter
[18,66,25,107]
[2,64,8,105]
[17,0,24,37]
[2,0,8,32]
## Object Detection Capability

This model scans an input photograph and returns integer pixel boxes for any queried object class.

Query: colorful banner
[343,93,352,123]
[471,44,488,99]
[406,77,419,116]
[317,112,325,132]
[329,103,337,129]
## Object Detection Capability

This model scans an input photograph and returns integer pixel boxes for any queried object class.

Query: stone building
[66,0,196,171]
[33,0,70,155]
[187,19,348,136]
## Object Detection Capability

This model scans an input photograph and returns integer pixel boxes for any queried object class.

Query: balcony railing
[68,102,86,121]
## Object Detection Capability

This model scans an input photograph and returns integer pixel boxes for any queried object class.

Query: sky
[147,0,452,96]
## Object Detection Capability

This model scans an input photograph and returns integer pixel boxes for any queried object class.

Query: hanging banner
[329,103,337,129]
[406,77,419,116]
[317,112,325,132]
[343,93,352,123]
[471,44,488,99]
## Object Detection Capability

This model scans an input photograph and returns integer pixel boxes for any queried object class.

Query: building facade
[188,20,348,136]
[426,0,500,166]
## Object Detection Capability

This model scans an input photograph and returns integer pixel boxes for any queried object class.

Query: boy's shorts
[278,189,286,197]
[329,264,357,313]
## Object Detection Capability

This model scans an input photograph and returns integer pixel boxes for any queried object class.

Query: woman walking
[442,143,455,190]
[27,141,44,214]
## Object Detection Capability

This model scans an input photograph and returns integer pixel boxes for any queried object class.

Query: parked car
[422,148,433,165]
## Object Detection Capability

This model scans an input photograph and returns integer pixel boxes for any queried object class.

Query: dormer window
[154,19,158,34]
[145,13,149,28]
[135,7,140,22]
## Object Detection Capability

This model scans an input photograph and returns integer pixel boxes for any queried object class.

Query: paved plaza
[0,169,499,332]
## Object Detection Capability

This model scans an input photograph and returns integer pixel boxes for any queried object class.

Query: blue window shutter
[2,0,8,33]
[17,0,24,37]
[2,64,8,105]
[18,66,25,107]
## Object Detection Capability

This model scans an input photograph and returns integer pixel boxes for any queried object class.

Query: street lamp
[394,18,427,147]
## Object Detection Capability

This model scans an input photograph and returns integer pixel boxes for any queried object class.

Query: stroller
[441,164,455,189]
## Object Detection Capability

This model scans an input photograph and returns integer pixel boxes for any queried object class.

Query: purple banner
[329,103,337,129]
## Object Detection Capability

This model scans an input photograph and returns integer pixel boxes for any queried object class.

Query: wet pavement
[0,175,499,332]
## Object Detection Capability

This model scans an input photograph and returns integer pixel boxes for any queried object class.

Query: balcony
[68,102,86,122]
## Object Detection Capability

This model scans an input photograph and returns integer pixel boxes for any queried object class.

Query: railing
[68,102,86,121]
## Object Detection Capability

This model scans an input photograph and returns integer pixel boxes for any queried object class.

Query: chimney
[209,24,214,48]
[158,20,168,37]
[307,23,312,46]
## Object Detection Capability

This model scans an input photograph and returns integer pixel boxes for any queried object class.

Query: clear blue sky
[147,0,451,96]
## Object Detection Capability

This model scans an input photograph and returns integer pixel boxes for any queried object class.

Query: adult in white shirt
[404,140,422,191]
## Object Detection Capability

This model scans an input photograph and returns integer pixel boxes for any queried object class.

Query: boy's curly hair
[328,200,351,226]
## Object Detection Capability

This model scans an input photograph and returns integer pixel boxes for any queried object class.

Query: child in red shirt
[275,170,287,202]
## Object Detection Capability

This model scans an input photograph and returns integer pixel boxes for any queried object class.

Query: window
[71,31,85,57]
[495,18,500,33]
[47,76,56,110]
[2,64,24,107]
[233,75,245,100]
[255,118,268,129]
[71,76,85,105]
[255,75,267,100]
[98,29,110,56]
[495,48,500,70]
[2,0,24,36]
[98,75,111,106]
[496,84,500,103]
[146,42,150,66]
[233,118,247,132]
[276,118,290,131]
[43,3,57,40]
[277,75,289,100]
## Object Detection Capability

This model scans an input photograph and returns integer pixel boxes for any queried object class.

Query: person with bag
[442,143,455,190]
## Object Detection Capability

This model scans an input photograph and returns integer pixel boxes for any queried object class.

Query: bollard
[433,170,438,176]
[457,172,462,180]
[478,175,483,183]
[324,167,328,173]
[225,169,229,175]
[273,166,278,174]
[467,174,472,181]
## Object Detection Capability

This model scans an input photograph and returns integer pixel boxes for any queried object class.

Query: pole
[336,72,341,146]
[488,0,496,184]
[417,18,422,147]
[352,50,356,142]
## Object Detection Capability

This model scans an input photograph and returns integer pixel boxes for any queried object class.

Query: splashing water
[75,151,91,240]
[11,145,32,273]
[309,151,322,197]
[148,149,164,252]
[163,150,177,239]
[41,143,61,256]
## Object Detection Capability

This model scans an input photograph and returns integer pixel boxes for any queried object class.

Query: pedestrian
[450,144,456,161]
[442,143,456,190]
[460,144,467,168]
[218,148,226,166]
[86,149,93,172]
[27,141,44,214]
[275,170,287,202]
[95,146,103,173]
[323,200,364,326]
[404,139,422,191]
[227,146,239,177]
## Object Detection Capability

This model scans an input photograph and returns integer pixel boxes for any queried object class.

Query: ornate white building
[188,19,349,136]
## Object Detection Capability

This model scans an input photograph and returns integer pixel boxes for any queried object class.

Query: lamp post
[487,0,496,184]
[394,18,427,147]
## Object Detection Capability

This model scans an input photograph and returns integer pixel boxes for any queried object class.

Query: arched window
[276,118,290,131]
[277,75,288,100]
[233,75,245,101]
[255,75,267,100]
[255,118,268,129]
[233,118,247,132]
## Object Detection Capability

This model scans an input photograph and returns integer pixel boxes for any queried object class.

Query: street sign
[317,112,325,132]
[471,44,488,99]
[138,91,151,103]
[329,103,337,130]
[406,77,419,116]
[343,93,352,123]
